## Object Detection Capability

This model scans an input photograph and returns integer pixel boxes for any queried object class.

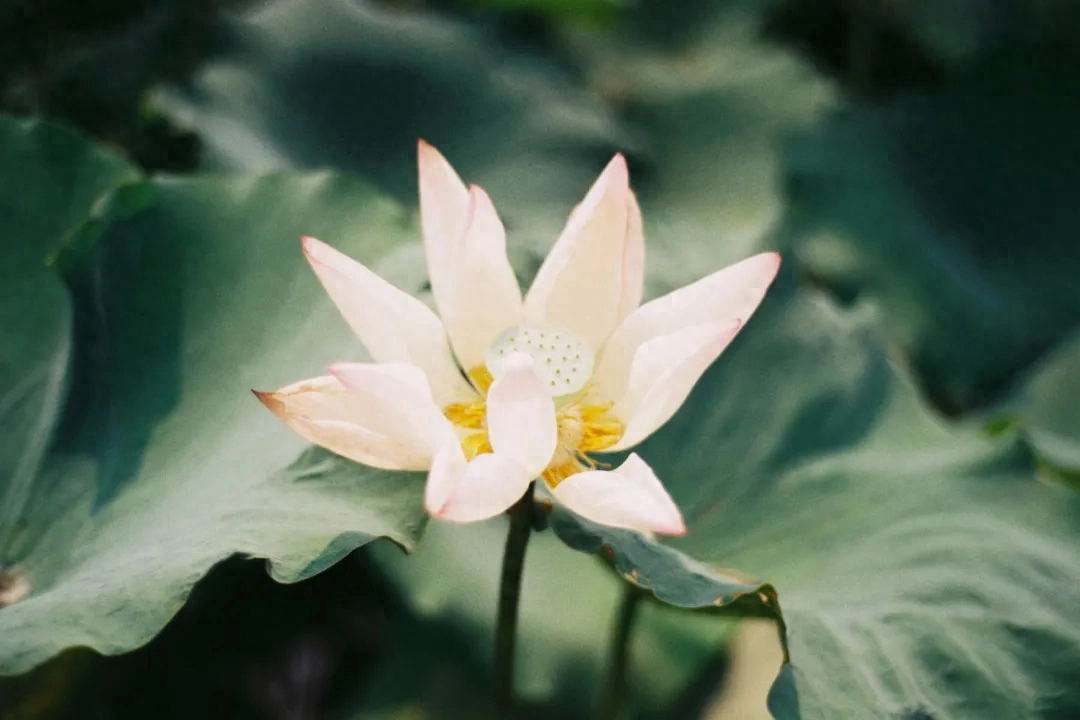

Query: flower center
[539,401,623,488]
[442,325,622,486]
[486,324,594,397]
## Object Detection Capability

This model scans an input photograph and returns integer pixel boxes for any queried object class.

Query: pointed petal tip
[300,235,324,257]
[658,516,688,536]
[251,389,283,414]
[325,363,351,388]
[424,495,449,520]
[755,251,782,280]
[766,251,782,273]
[417,138,448,165]
[325,360,349,375]
[604,152,630,184]
[465,183,491,212]
[300,236,346,274]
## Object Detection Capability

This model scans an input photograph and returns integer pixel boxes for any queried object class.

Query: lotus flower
[255,142,779,535]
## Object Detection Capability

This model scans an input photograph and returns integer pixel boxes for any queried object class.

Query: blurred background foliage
[2,0,1080,718]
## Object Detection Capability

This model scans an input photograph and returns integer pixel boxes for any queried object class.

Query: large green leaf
[565,0,836,277]
[0,115,138,269]
[0,116,138,565]
[154,0,626,250]
[0,173,433,674]
[554,278,1080,718]
[786,52,1080,412]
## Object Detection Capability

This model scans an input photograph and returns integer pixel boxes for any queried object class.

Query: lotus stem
[494,482,535,717]
[598,584,643,720]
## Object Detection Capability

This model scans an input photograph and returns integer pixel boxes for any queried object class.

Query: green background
[2,0,1079,717]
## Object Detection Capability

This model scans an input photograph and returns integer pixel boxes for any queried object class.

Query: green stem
[598,585,643,720]
[494,482,535,718]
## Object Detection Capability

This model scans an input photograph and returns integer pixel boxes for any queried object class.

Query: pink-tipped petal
[290,417,429,470]
[609,322,742,451]
[301,236,474,406]
[418,140,470,309]
[418,140,470,257]
[486,353,558,477]
[523,154,639,349]
[441,186,524,370]
[617,189,646,320]
[552,454,686,535]
[418,144,523,371]
[327,362,455,455]
[424,439,466,516]
[254,375,436,470]
[592,252,780,406]
[426,442,533,523]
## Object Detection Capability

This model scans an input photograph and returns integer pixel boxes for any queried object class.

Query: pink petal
[592,252,780,409]
[609,321,742,451]
[418,143,523,371]
[523,154,641,349]
[301,236,474,406]
[552,454,686,535]
[327,361,455,455]
[617,189,646,321]
[425,442,534,523]
[439,186,524,370]
[485,353,557,477]
[254,375,437,470]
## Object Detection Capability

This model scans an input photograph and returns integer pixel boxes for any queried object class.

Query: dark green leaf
[568,0,836,281]
[0,173,431,674]
[549,509,784,630]
[786,53,1080,412]
[0,115,138,565]
[153,0,627,251]
[557,279,1080,718]
[0,114,139,268]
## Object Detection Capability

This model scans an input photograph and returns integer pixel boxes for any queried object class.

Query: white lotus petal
[425,442,534,523]
[486,353,557,476]
[523,155,639,349]
[593,252,780,405]
[301,235,474,406]
[552,454,685,535]
[436,186,524,370]
[617,189,646,320]
[609,321,741,451]
[328,361,455,454]
[254,375,435,470]
[418,141,470,304]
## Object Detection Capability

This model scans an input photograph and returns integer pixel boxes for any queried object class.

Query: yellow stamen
[577,402,624,453]
[542,458,584,488]
[444,399,486,429]
[442,368,625,487]
[461,432,492,460]
[443,366,495,429]
[468,366,494,394]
